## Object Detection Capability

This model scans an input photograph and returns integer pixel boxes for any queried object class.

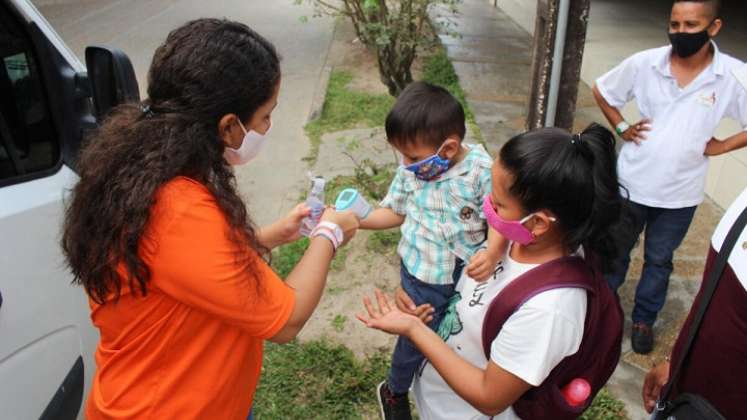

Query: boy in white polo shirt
[592,0,747,354]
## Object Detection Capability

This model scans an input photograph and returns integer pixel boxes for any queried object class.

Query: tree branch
[313,0,348,15]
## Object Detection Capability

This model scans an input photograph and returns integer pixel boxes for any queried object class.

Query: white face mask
[223,118,271,166]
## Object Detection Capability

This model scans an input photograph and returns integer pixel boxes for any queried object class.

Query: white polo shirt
[596,42,747,209]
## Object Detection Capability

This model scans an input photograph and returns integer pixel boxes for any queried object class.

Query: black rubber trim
[39,356,84,420]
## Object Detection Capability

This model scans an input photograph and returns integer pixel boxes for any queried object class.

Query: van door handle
[0,289,3,309]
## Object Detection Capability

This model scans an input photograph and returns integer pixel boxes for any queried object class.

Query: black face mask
[668,24,712,58]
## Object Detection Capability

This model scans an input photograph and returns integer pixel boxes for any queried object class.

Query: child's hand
[357,289,421,336]
[466,249,500,282]
[394,287,434,324]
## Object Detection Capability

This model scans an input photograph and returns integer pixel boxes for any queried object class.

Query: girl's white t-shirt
[412,248,588,420]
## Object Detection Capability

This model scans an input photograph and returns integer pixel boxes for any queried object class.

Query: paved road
[34,0,335,225]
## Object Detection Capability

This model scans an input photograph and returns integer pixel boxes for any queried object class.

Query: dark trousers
[387,259,464,394]
[605,201,697,326]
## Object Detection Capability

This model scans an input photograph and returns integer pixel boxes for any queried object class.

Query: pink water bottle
[561,378,591,407]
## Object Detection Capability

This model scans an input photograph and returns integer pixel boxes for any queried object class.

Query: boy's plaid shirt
[381,144,493,285]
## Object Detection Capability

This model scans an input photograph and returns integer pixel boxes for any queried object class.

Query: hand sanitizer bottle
[300,176,326,237]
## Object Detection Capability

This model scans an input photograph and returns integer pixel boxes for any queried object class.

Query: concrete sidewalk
[34,0,335,226]
[435,1,725,418]
[433,0,534,155]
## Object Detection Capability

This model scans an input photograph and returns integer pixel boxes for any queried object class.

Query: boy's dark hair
[499,123,625,272]
[673,0,721,19]
[385,81,466,149]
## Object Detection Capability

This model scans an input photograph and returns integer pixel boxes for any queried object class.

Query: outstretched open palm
[357,289,421,336]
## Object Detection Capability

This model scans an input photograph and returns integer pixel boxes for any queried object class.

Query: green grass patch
[331,314,348,332]
[581,388,628,420]
[254,339,389,419]
[325,163,396,204]
[304,71,395,165]
[255,339,626,419]
[272,237,310,278]
[272,235,350,277]
[422,49,485,145]
[324,174,358,204]
[327,285,348,296]
[422,49,473,121]
[366,229,401,254]
[330,246,350,272]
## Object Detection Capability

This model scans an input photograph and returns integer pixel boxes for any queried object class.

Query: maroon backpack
[481,256,623,420]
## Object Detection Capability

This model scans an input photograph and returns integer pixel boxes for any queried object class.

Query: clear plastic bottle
[299,176,326,237]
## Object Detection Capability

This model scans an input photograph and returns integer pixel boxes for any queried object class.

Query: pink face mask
[482,195,544,246]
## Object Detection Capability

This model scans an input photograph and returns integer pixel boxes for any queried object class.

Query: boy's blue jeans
[387,259,464,395]
[605,201,697,326]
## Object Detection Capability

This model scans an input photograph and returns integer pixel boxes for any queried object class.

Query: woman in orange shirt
[61,19,358,419]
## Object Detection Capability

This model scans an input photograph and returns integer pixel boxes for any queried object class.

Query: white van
[0,1,140,418]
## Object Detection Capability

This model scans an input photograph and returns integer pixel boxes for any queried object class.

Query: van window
[0,10,60,184]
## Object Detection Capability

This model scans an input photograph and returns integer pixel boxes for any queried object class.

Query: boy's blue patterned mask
[405,144,451,181]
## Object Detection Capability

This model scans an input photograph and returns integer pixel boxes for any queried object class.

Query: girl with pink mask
[359,123,626,420]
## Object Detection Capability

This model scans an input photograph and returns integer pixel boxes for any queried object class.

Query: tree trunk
[377,44,414,96]
[334,0,426,97]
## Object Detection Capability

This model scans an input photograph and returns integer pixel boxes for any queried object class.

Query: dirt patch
[298,230,400,358]
[295,19,422,359]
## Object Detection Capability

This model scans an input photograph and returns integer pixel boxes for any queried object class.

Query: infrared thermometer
[334,188,372,219]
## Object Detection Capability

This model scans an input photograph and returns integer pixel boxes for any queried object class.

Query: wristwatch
[615,121,631,137]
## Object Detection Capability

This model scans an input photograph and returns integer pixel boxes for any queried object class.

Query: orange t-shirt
[85,177,295,419]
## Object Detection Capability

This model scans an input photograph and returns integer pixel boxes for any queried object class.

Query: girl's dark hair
[62,19,281,303]
[499,123,624,272]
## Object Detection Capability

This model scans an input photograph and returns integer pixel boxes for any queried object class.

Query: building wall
[493,0,747,209]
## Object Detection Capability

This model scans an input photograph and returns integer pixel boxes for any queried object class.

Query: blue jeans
[387,259,464,394]
[605,201,696,326]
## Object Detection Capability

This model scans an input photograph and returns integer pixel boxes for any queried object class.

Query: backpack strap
[657,205,747,413]
[481,256,596,359]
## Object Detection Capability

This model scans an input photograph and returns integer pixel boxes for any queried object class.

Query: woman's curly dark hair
[62,19,281,304]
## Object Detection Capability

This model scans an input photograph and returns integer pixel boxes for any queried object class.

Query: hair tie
[140,104,155,118]
[571,133,582,145]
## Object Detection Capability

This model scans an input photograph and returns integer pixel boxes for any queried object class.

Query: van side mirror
[84,45,139,120]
